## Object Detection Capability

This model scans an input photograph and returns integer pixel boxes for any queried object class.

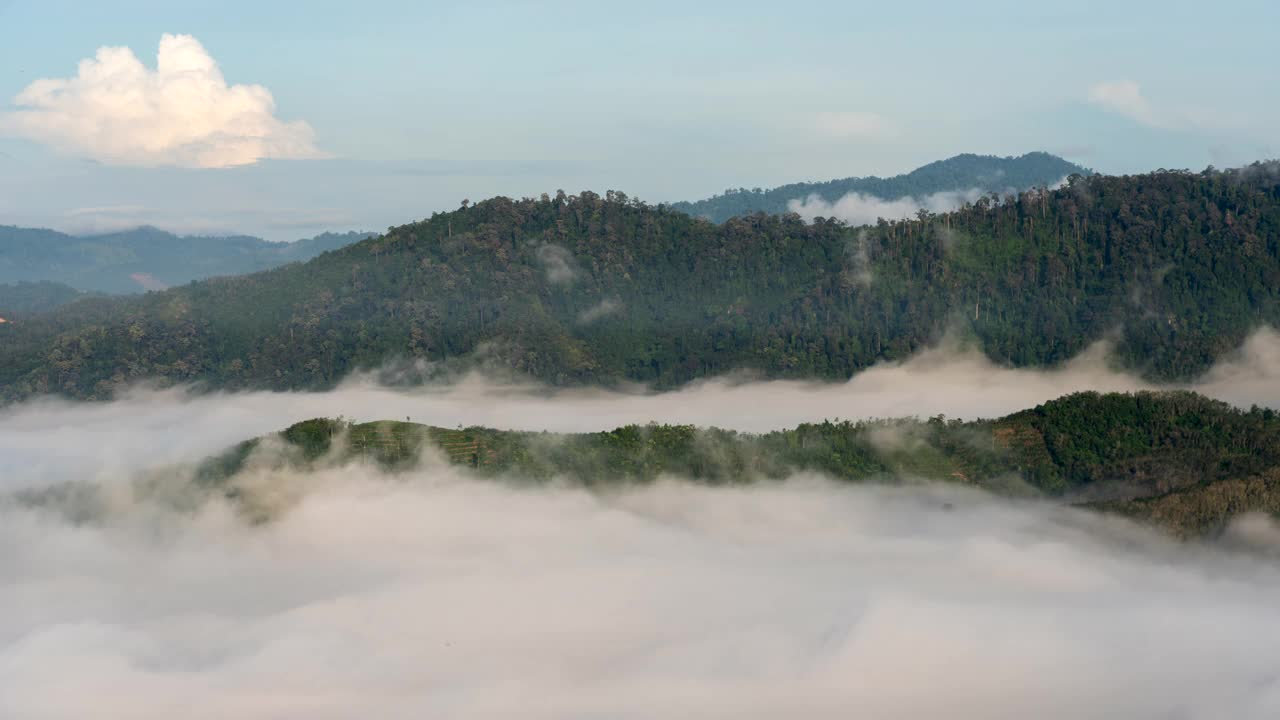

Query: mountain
[670,152,1091,223]
[0,226,374,293]
[0,163,1278,403]
[0,281,89,320]
[163,390,1280,537]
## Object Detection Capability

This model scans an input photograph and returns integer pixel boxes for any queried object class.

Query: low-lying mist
[788,187,988,225]
[5,329,1280,717]
[3,327,1280,492]
[4,457,1280,719]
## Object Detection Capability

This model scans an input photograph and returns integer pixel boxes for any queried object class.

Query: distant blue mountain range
[0,226,374,294]
[670,152,1091,223]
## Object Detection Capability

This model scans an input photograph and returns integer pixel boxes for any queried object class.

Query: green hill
[670,152,1090,222]
[181,390,1280,537]
[1,163,1279,403]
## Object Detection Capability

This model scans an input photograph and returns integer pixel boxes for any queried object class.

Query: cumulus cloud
[813,111,895,140]
[4,458,1280,718]
[536,243,577,284]
[789,188,986,226]
[0,34,323,168]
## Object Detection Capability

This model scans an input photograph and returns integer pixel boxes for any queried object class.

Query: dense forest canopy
[0,162,1278,403]
[169,390,1280,537]
[670,152,1090,222]
[0,226,373,293]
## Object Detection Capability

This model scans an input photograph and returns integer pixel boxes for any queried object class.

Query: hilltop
[0,281,89,319]
[670,152,1090,222]
[1,163,1279,402]
[178,390,1280,537]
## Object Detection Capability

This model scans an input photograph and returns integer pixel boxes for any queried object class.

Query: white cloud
[788,188,986,226]
[577,297,622,324]
[844,229,874,287]
[1087,80,1160,128]
[0,34,323,168]
[4,460,1280,718]
[813,111,895,140]
[536,243,577,284]
[1087,80,1253,135]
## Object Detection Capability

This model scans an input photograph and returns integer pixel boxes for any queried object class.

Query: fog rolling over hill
[6,382,1280,718]
[0,225,373,294]
[172,390,1280,538]
[5,171,1280,715]
[670,152,1090,223]
[8,3,1280,716]
[5,325,1280,493]
[1,163,1278,403]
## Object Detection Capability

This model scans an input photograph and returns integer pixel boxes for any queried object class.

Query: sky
[0,0,1277,240]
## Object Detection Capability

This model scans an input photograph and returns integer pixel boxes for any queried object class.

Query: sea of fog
[4,467,1280,719]
[5,329,1280,718]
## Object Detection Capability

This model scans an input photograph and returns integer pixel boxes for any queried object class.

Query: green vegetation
[0,225,372,293]
[0,281,88,318]
[197,391,1280,537]
[2,163,1280,402]
[1099,470,1280,539]
[670,152,1089,222]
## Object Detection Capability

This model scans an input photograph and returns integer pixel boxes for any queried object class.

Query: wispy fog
[4,464,1280,719]
[787,176,1073,226]
[535,243,578,284]
[788,188,986,225]
[2,327,1279,492]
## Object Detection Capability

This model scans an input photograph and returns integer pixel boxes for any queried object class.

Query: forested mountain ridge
[0,281,89,319]
[170,391,1280,537]
[0,225,373,293]
[670,152,1090,222]
[1,163,1279,403]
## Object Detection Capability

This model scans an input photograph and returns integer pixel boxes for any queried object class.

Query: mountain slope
[670,152,1090,222]
[180,390,1280,537]
[0,164,1278,402]
[0,225,373,293]
[0,281,88,319]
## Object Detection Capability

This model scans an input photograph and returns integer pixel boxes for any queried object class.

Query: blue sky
[0,0,1276,239]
